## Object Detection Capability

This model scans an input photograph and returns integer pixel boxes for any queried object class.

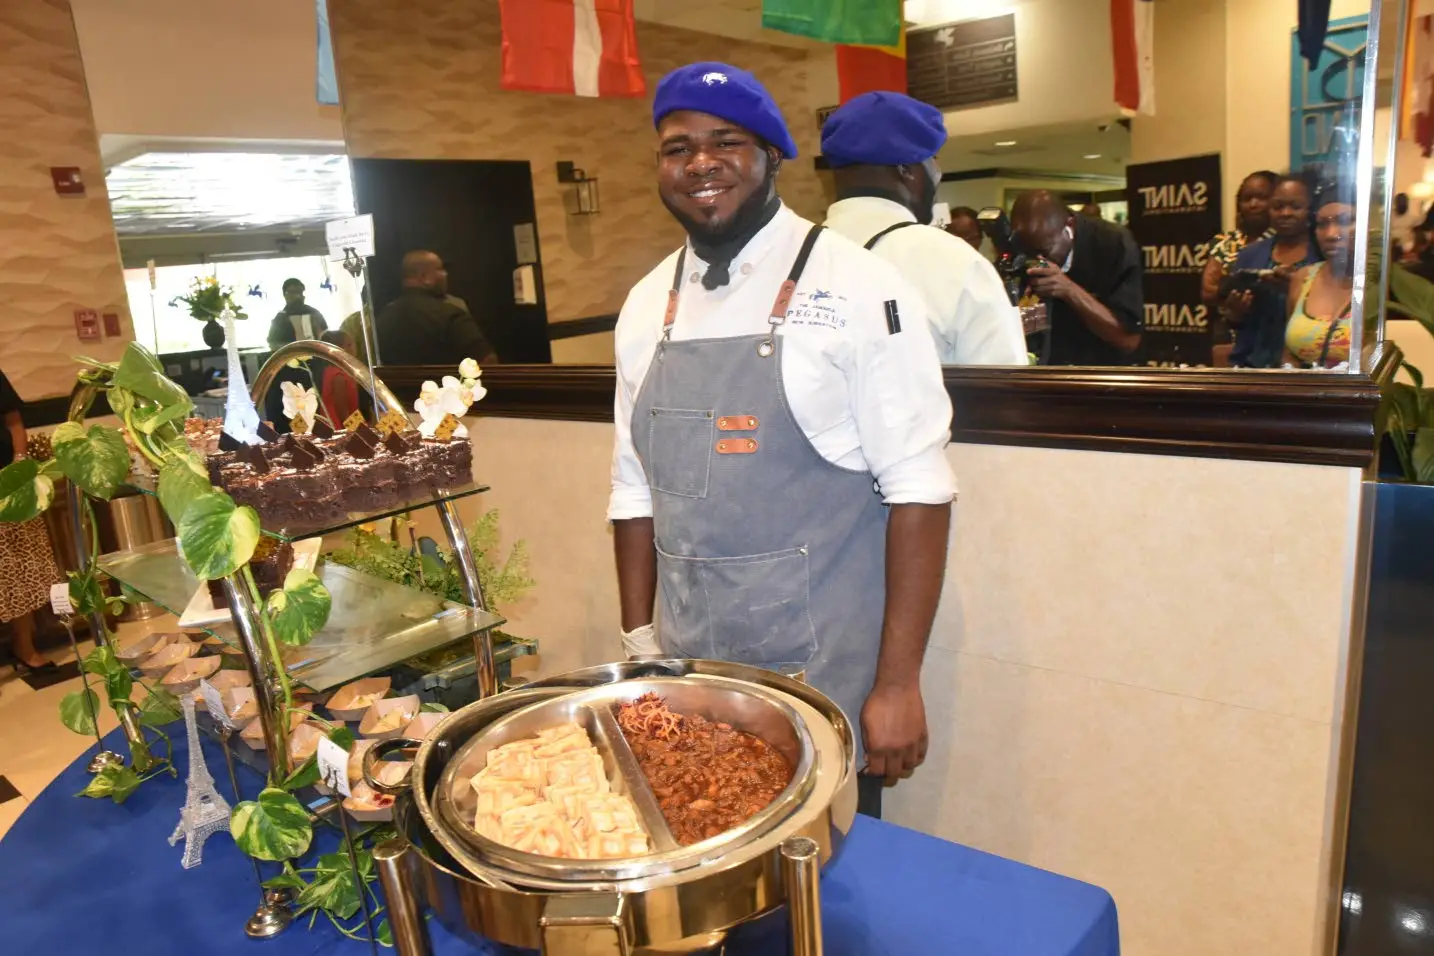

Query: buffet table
[0,728,1119,955]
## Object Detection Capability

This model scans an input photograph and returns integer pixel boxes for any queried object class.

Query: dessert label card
[49,582,73,617]
[343,410,366,432]
[317,735,351,797]
[198,679,233,729]
[435,413,461,441]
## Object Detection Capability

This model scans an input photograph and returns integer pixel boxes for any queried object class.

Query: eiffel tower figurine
[169,693,231,869]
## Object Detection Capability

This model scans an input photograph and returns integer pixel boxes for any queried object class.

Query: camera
[976,207,1029,306]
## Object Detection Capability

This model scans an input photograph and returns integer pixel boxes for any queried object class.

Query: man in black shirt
[375,250,496,366]
[1012,190,1143,366]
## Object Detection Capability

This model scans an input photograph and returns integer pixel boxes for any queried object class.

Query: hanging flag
[498,0,645,98]
[316,0,338,106]
[1111,0,1155,116]
[762,0,901,47]
[836,30,906,104]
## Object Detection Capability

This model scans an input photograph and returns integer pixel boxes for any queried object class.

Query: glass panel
[97,538,506,693]
[123,476,490,543]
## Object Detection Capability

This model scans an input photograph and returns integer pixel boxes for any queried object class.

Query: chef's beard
[663,163,781,265]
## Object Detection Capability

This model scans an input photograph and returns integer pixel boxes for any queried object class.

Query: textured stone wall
[0,0,130,401]
[329,0,831,326]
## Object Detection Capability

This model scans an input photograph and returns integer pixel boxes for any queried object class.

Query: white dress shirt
[825,196,1027,366]
[609,204,956,521]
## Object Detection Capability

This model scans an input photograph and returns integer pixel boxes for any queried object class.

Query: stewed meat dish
[615,693,792,846]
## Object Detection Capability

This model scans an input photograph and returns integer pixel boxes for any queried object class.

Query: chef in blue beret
[608,63,956,818]
[822,91,1025,366]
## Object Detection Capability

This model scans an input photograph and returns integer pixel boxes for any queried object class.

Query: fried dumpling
[500,802,581,858]
[585,830,650,859]
[474,778,539,820]
[543,749,607,790]
[480,747,545,789]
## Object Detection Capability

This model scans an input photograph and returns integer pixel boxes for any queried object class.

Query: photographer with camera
[1010,190,1144,366]
[1223,175,1320,368]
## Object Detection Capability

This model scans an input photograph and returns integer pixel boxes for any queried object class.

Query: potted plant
[170,275,247,348]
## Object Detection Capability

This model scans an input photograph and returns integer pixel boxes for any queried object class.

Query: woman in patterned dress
[0,368,62,674]
[1201,170,1278,312]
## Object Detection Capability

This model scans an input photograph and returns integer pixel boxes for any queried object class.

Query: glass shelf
[97,538,506,693]
[123,474,490,542]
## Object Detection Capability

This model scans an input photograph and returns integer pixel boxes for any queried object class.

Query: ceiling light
[995,140,1017,147]
[1084,153,1102,160]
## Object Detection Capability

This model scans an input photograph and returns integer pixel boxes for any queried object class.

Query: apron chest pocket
[647,407,714,499]
[656,544,818,669]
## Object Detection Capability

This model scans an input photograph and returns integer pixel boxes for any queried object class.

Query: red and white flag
[1111,0,1155,116]
[499,0,645,98]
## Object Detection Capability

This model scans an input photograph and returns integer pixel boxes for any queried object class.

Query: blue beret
[653,62,799,160]
[821,92,948,167]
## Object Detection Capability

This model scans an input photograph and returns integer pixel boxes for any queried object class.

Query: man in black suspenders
[822,93,1026,366]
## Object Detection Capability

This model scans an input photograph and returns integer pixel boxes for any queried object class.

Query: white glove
[621,622,662,658]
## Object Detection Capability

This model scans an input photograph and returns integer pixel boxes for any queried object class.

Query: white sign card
[198,679,233,729]
[49,582,73,617]
[513,222,538,265]
[325,213,376,261]
[316,735,352,798]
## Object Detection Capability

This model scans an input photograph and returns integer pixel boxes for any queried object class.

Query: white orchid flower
[280,381,318,423]
[458,357,482,381]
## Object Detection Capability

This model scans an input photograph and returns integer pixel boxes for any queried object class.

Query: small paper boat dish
[138,639,198,679]
[401,711,446,741]
[326,676,391,722]
[289,721,343,766]
[343,780,397,822]
[207,669,251,693]
[161,655,221,696]
[240,703,314,749]
[115,630,176,663]
[223,686,257,723]
[358,695,420,740]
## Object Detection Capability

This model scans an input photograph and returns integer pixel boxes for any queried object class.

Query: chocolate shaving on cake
[343,410,366,432]
[434,413,461,441]
[295,437,326,461]
[257,421,280,442]
[345,430,377,459]
[218,431,244,453]
[384,431,414,456]
[291,444,321,470]
[312,418,336,439]
[281,433,299,452]
[353,422,381,447]
[244,443,271,474]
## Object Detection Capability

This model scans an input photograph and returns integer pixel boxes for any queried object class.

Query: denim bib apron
[630,225,889,765]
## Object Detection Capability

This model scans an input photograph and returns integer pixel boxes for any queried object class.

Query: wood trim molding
[378,352,1399,468]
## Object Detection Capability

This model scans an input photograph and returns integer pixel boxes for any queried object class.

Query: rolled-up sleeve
[607,292,656,521]
[849,275,957,505]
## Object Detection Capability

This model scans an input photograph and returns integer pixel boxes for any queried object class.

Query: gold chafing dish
[366,659,857,955]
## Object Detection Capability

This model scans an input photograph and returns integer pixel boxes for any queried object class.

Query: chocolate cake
[207,538,294,609]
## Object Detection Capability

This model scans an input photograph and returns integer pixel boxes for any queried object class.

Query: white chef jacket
[825,196,1027,366]
[608,203,956,521]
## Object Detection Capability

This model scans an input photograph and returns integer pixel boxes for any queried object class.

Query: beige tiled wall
[454,418,1362,956]
[328,0,831,326]
[0,0,130,401]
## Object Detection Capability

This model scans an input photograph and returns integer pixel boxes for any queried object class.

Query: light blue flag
[316,0,338,106]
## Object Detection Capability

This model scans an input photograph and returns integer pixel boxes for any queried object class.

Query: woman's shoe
[12,658,59,676]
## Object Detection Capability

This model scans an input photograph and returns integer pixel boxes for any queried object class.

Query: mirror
[76,0,1410,382]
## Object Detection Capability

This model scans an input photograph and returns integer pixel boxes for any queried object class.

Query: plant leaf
[157,457,212,526]
[377,919,392,948]
[282,755,320,792]
[265,568,331,646]
[112,342,191,407]
[0,459,53,522]
[298,852,363,920]
[59,689,100,736]
[68,571,106,617]
[83,644,132,705]
[138,686,183,726]
[77,763,142,804]
[130,399,191,436]
[263,872,308,892]
[1414,427,1434,484]
[328,725,356,751]
[51,423,130,500]
[230,787,313,862]
[420,702,449,713]
[179,493,260,580]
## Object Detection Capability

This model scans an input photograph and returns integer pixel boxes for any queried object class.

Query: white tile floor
[0,614,178,839]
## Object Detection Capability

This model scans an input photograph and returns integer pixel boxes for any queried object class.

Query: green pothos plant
[0,344,379,940]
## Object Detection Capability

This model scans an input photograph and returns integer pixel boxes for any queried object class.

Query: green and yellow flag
[761,0,902,47]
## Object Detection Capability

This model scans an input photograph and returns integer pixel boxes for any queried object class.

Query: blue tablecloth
[0,728,1118,955]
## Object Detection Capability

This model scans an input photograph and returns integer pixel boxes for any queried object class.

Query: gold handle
[363,737,421,796]
[782,836,824,956]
